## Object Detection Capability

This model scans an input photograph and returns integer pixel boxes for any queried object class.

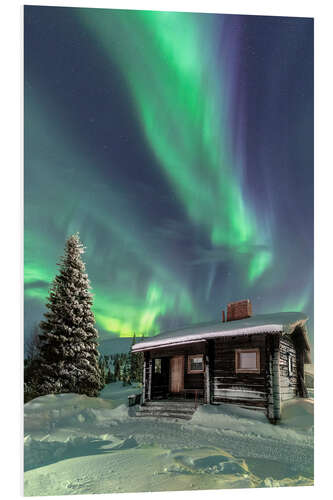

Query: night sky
[24,6,314,348]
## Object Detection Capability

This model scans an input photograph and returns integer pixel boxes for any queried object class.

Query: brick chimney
[226,299,252,321]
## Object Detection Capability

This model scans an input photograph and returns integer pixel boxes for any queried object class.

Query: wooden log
[147,356,152,401]
[212,397,267,408]
[298,371,308,398]
[213,383,266,392]
[213,374,265,383]
[280,374,297,384]
[272,339,281,421]
[281,391,296,401]
[149,341,206,358]
[267,349,274,421]
[213,373,265,385]
[142,354,147,404]
[204,349,210,404]
[296,349,308,397]
[213,388,266,400]
[266,334,282,423]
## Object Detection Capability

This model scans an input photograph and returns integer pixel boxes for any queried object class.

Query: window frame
[187,354,205,374]
[235,348,260,374]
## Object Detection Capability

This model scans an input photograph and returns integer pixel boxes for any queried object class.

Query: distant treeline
[24,329,145,402]
[98,334,144,386]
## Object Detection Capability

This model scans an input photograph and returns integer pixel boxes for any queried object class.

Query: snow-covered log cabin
[132,300,311,423]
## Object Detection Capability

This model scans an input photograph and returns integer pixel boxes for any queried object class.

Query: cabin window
[287,353,293,377]
[235,348,260,374]
[188,354,204,373]
[154,358,162,374]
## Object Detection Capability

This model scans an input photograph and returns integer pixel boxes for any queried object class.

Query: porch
[141,340,211,406]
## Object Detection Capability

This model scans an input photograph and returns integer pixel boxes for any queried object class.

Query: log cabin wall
[293,326,308,398]
[183,367,204,390]
[279,335,298,401]
[149,341,206,358]
[266,334,281,422]
[148,342,206,399]
[211,333,268,411]
[143,352,151,401]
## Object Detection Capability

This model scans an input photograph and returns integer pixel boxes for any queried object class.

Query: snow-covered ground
[24,382,314,496]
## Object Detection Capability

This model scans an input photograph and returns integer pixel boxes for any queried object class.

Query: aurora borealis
[24,7,314,348]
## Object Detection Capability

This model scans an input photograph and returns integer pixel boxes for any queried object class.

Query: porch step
[135,401,198,420]
[135,412,193,420]
[140,404,195,415]
[144,401,196,409]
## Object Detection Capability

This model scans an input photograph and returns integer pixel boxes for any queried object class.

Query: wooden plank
[184,373,204,390]
[265,334,282,423]
[280,388,296,396]
[215,333,266,345]
[272,340,281,421]
[212,397,267,408]
[280,337,295,349]
[213,376,266,383]
[214,384,266,392]
[213,373,265,380]
[212,401,267,412]
[170,356,184,392]
[142,356,147,404]
[213,388,266,400]
[204,347,210,404]
[281,390,296,401]
[298,371,308,398]
[213,372,265,383]
[150,342,206,358]
[147,357,152,401]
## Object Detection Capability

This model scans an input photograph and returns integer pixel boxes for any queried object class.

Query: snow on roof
[132,312,309,352]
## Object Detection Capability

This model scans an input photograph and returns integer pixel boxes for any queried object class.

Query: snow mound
[99,381,141,405]
[280,398,314,430]
[24,432,138,471]
[75,404,129,424]
[24,383,313,495]
[24,386,131,435]
[189,399,313,444]
[189,403,269,438]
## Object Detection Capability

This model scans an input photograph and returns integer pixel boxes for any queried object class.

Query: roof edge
[132,323,284,352]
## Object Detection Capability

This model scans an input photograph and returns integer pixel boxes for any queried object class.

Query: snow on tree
[113,355,121,381]
[129,332,144,383]
[122,352,132,386]
[36,233,104,397]
[98,355,113,385]
[25,324,42,361]
[24,324,43,402]
[129,332,137,382]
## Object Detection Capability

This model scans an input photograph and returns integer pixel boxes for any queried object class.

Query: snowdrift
[24,383,314,496]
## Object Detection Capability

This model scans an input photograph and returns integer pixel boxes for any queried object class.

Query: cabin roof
[132,311,310,354]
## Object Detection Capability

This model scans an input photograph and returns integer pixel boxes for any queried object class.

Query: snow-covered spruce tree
[122,353,132,386]
[134,334,145,384]
[113,355,121,381]
[129,332,137,382]
[129,332,144,384]
[37,233,104,397]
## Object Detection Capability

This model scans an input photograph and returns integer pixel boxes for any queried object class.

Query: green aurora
[24,8,313,345]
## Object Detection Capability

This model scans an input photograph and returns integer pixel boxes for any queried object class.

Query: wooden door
[170,356,184,393]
